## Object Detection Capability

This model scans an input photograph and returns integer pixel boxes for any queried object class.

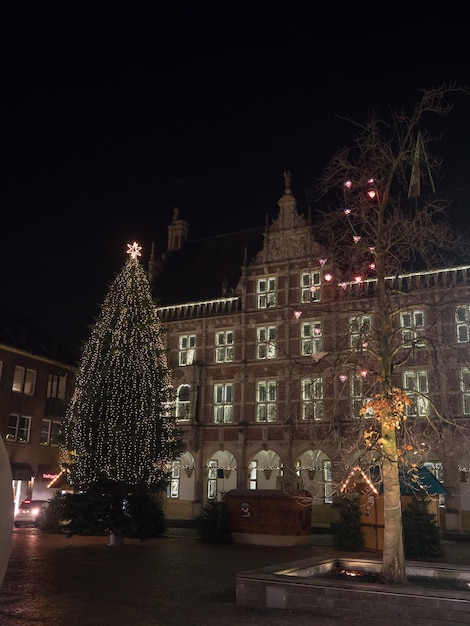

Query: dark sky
[2,2,470,355]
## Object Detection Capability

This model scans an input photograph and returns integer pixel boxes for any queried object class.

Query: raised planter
[236,556,470,624]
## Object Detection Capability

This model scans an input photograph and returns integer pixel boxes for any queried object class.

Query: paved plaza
[1,529,469,625]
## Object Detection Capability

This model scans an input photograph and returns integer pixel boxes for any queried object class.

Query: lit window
[351,374,374,419]
[257,381,276,422]
[249,460,258,490]
[40,419,61,446]
[301,271,321,303]
[176,385,191,420]
[301,321,322,356]
[461,368,470,415]
[12,366,36,395]
[179,335,196,366]
[350,316,371,350]
[456,306,470,343]
[301,378,323,420]
[401,310,425,347]
[257,326,276,359]
[207,460,218,499]
[47,373,67,399]
[257,277,276,309]
[323,460,333,504]
[214,383,233,423]
[424,461,445,507]
[170,461,180,498]
[404,371,429,417]
[215,331,234,362]
[6,414,31,443]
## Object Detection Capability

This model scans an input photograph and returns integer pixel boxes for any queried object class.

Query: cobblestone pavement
[1,529,469,626]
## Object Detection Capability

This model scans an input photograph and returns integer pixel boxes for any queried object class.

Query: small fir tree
[198,499,232,544]
[333,497,364,551]
[61,242,184,536]
[402,498,441,559]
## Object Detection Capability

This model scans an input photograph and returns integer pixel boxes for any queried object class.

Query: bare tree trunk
[381,423,406,583]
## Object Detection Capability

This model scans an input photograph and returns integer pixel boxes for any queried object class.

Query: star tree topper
[127,242,142,260]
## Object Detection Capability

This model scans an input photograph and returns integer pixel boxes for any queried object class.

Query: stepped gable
[0,308,77,364]
[152,227,264,306]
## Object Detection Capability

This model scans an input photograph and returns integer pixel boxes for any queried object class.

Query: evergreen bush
[333,497,364,551]
[402,498,441,559]
[198,500,232,544]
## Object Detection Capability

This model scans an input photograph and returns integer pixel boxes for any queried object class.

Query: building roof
[0,308,77,365]
[151,227,264,306]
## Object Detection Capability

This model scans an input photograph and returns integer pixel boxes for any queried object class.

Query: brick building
[0,310,76,513]
[149,177,470,533]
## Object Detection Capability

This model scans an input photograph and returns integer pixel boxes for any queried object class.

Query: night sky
[3,2,470,355]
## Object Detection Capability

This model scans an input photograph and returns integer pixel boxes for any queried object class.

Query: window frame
[301,321,323,356]
[403,370,429,417]
[349,315,371,350]
[256,381,277,422]
[456,306,470,343]
[175,384,191,420]
[301,377,324,420]
[300,271,322,303]
[178,335,196,366]
[257,326,276,359]
[40,419,61,446]
[215,330,234,363]
[12,365,36,395]
[6,413,32,443]
[257,277,277,309]
[213,383,234,424]
[401,310,425,347]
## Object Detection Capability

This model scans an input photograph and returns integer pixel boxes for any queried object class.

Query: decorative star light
[353,235,361,244]
[127,242,142,260]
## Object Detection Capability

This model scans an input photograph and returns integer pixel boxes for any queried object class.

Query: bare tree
[312,83,470,583]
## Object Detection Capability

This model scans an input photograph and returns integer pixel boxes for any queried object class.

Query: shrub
[402,498,441,559]
[333,497,364,551]
[43,482,166,539]
[198,500,232,544]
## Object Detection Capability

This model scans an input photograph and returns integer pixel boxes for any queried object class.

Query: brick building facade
[0,311,76,514]
[149,179,470,532]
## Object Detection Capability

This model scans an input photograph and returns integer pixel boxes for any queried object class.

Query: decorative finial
[283,169,292,194]
[126,242,142,260]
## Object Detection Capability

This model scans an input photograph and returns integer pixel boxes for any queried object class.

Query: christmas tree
[62,242,183,492]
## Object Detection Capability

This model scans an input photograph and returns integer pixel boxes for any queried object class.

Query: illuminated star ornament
[126,242,142,260]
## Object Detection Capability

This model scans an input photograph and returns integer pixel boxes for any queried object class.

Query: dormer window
[257,277,276,308]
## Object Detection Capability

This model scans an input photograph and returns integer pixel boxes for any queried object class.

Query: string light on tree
[61,242,184,490]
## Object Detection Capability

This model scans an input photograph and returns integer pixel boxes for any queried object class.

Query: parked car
[14,500,49,528]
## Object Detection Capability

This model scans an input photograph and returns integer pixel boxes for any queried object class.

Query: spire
[283,169,292,195]
[408,131,436,198]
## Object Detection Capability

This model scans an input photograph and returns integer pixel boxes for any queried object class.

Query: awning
[397,466,448,496]
[10,462,32,481]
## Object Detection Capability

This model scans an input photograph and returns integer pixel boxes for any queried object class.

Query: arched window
[176,384,191,420]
